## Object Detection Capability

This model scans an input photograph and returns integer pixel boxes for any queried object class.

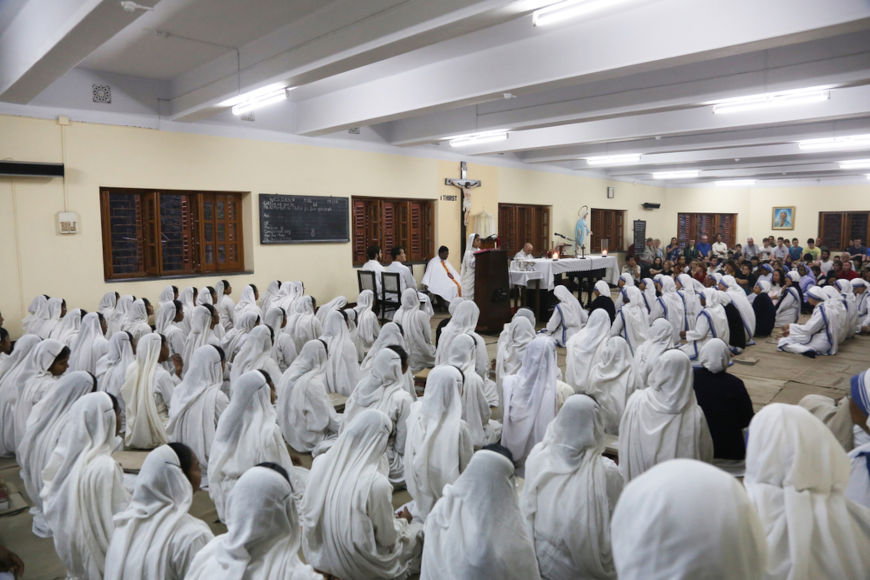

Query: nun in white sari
[447,334,502,445]
[187,465,321,580]
[221,309,259,363]
[38,297,64,339]
[264,306,297,372]
[495,315,536,392]
[229,324,281,384]
[618,349,713,481]
[302,409,423,579]
[745,403,870,580]
[775,271,803,327]
[609,286,649,356]
[22,294,48,335]
[777,286,837,356]
[209,370,305,522]
[95,331,135,428]
[124,299,152,341]
[320,310,360,396]
[70,311,108,374]
[122,333,173,449]
[0,334,41,455]
[41,392,129,580]
[182,305,221,371]
[824,285,849,345]
[232,284,260,326]
[51,307,83,346]
[503,336,573,471]
[315,295,347,327]
[14,339,67,449]
[421,449,541,580]
[404,366,473,520]
[720,275,756,342]
[460,233,479,300]
[352,289,380,361]
[18,370,95,537]
[676,273,700,332]
[359,322,416,399]
[167,345,229,472]
[215,280,235,330]
[681,288,730,360]
[612,459,767,580]
[108,294,134,337]
[155,301,185,363]
[104,444,214,580]
[521,395,624,580]
[393,288,435,372]
[285,296,322,353]
[654,276,684,342]
[587,336,635,435]
[435,301,489,381]
[344,348,413,485]
[545,285,588,347]
[277,339,340,454]
[566,309,611,393]
[633,318,675,390]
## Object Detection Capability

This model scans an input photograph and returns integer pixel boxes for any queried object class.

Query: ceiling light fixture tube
[219,82,288,108]
[838,159,870,170]
[585,153,642,166]
[231,88,288,116]
[652,169,699,179]
[798,134,870,152]
[710,85,832,115]
[533,0,633,26]
[448,130,509,148]
[714,179,756,187]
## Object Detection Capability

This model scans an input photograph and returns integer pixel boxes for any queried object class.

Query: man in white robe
[422,245,463,302]
[386,246,434,315]
[361,245,385,295]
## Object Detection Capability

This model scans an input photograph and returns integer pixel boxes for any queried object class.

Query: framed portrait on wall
[772,206,795,230]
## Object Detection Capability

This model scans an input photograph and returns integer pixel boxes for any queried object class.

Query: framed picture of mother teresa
[771,206,795,230]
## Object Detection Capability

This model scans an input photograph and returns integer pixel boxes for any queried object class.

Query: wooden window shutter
[352,199,368,265]
[408,201,423,261]
[819,212,845,250]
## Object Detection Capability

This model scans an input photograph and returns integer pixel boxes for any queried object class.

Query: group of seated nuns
[0,270,869,580]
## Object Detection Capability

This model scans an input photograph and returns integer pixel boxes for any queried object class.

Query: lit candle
[601,249,608,256]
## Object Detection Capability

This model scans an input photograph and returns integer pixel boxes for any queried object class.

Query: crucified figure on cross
[444,161,482,254]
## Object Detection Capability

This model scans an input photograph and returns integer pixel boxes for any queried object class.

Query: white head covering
[405,365,470,519]
[614,286,650,355]
[722,274,756,339]
[14,338,66,448]
[496,316,536,385]
[633,318,674,388]
[222,309,260,362]
[393,287,421,327]
[587,335,635,434]
[393,289,435,373]
[154,300,176,334]
[22,294,49,334]
[566,308,611,391]
[302,408,417,579]
[122,332,168,449]
[521,394,621,579]
[41,392,126,579]
[123,299,151,340]
[352,290,380,355]
[315,295,347,327]
[435,300,480,365]
[69,311,108,374]
[446,333,495,447]
[320,310,359,396]
[639,278,657,314]
[260,280,282,314]
[105,444,213,580]
[0,333,43,452]
[158,285,176,306]
[502,336,559,467]
[552,285,587,342]
[96,331,135,403]
[277,339,336,453]
[594,280,611,297]
[360,322,405,372]
[167,345,226,467]
[232,285,260,324]
[52,307,83,346]
[612,459,766,580]
[745,403,870,579]
[39,297,64,338]
[421,449,541,580]
[209,370,291,522]
[618,349,712,481]
[187,465,319,580]
[196,286,214,307]
[344,348,405,419]
[229,325,274,384]
[698,338,730,374]
[183,305,218,369]
[285,296,322,353]
[619,273,635,286]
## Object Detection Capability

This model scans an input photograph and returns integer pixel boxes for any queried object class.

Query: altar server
[566,308,611,392]
[521,395,624,579]
[610,286,649,355]
[777,286,837,356]
[544,285,587,347]
[122,333,173,449]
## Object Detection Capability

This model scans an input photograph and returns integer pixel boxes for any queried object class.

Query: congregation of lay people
[1,228,870,580]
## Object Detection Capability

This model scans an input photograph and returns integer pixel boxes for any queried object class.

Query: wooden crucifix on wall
[444,161,481,254]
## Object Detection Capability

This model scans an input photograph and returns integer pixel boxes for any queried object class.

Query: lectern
[473,250,511,333]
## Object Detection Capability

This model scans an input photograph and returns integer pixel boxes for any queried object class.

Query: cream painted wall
[2,112,869,339]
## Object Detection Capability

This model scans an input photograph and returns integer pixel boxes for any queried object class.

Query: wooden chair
[380,271,402,321]
[357,269,376,294]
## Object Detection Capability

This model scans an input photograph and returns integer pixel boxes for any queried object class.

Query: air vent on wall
[0,161,64,178]
[240,111,255,122]
[92,84,112,104]
[348,127,361,134]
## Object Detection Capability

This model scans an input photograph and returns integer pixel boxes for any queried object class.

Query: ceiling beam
[0,0,159,103]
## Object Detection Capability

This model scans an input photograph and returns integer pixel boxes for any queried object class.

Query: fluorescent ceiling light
[838,159,870,170]
[652,169,699,179]
[585,153,642,166]
[710,85,832,115]
[798,134,870,152]
[219,82,288,108]
[533,0,633,26]
[231,88,289,116]
[715,179,756,187]
[448,130,509,148]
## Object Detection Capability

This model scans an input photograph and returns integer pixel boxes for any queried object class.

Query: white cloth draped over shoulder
[393,288,436,372]
[302,409,423,579]
[105,445,214,580]
[38,297,64,339]
[70,312,108,374]
[124,300,152,342]
[277,340,340,453]
[447,333,502,447]
[209,370,301,523]
[618,349,713,481]
[0,334,41,456]
[221,310,260,364]
[633,318,675,390]
[677,274,700,331]
[316,296,347,328]
[404,366,473,520]
[285,296,322,354]
[722,275,756,340]
[681,288,730,360]
[22,295,48,335]
[777,286,837,356]
[352,290,380,361]
[264,306,297,372]
[167,345,228,470]
[183,306,220,372]
[18,371,95,537]
[744,403,870,580]
[655,276,685,341]
[546,285,587,347]
[566,308,611,393]
[496,316,536,392]
[14,339,65,450]
[460,233,478,300]
[232,285,260,326]
[187,465,321,580]
[521,395,624,580]
[229,325,281,385]
[41,392,129,580]
[95,331,135,416]
[610,286,649,356]
[587,336,635,435]
[320,310,360,396]
[612,459,767,580]
[122,333,170,449]
[421,450,541,580]
[422,255,462,302]
[51,308,83,346]
[435,300,489,380]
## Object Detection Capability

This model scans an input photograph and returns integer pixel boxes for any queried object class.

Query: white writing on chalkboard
[259,194,349,244]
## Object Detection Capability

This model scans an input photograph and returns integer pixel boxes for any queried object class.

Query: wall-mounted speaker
[642,202,661,209]
[0,161,64,178]
[606,186,615,199]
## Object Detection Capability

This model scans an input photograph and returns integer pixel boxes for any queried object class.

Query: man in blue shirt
[696,234,712,259]
[788,238,803,261]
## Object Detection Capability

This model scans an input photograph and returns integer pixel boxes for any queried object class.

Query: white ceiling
[2,0,870,186]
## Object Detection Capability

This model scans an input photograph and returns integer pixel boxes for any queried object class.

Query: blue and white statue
[574,205,591,257]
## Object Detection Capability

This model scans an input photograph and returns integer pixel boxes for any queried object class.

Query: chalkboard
[259,194,349,244]
[633,220,646,251]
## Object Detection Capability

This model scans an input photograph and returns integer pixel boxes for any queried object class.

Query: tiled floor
[2,308,868,579]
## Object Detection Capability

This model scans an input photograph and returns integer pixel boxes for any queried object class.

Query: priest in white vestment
[422,245,463,302]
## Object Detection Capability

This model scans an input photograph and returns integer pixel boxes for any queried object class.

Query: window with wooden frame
[100,188,245,280]
[590,208,625,252]
[497,203,550,257]
[677,213,737,248]
[818,211,870,251]
[351,197,434,266]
